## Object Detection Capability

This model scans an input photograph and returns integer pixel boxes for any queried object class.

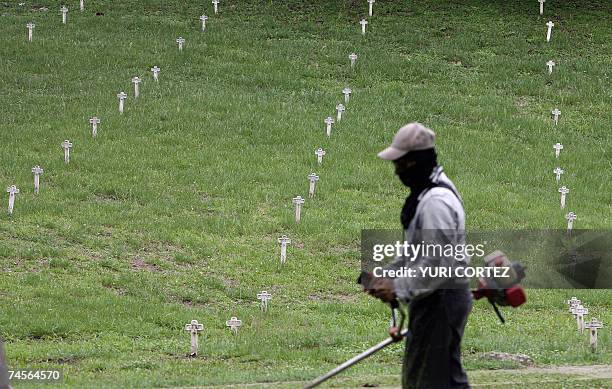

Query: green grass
[0,0,611,387]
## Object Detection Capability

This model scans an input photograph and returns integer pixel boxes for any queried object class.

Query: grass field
[0,0,611,387]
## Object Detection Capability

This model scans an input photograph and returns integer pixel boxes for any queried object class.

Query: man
[365,123,472,389]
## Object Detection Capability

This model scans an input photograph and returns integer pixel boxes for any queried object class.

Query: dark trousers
[402,289,472,389]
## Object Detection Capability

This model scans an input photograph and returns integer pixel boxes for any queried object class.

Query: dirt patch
[131,258,160,272]
[521,365,612,379]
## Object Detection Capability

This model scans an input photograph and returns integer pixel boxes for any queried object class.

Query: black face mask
[394,149,438,189]
[394,149,438,229]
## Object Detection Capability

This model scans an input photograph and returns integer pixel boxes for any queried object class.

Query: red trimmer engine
[472,250,527,323]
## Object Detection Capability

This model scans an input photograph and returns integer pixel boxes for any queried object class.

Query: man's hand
[364,277,397,303]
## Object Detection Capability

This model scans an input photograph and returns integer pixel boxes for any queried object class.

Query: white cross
[184,320,204,356]
[315,148,326,165]
[553,167,564,184]
[200,15,208,31]
[324,116,335,137]
[26,22,35,42]
[176,37,185,51]
[278,235,291,264]
[349,53,358,67]
[151,66,160,82]
[308,173,319,198]
[558,186,569,209]
[571,305,588,333]
[117,92,127,113]
[343,87,352,103]
[6,186,19,215]
[553,142,563,158]
[212,0,219,14]
[80,0,84,11]
[368,0,375,17]
[61,6,68,25]
[546,60,555,74]
[336,104,345,121]
[32,166,43,195]
[565,212,577,234]
[359,19,368,35]
[538,0,545,15]
[292,196,305,223]
[566,297,581,312]
[257,291,272,312]
[132,76,141,98]
[546,20,554,42]
[61,140,73,164]
[551,108,561,125]
[226,316,242,335]
[584,318,603,352]
[89,117,100,137]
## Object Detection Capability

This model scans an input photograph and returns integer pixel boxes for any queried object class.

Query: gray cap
[377,122,435,160]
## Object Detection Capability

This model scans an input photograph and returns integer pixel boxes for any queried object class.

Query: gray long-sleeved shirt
[389,167,469,301]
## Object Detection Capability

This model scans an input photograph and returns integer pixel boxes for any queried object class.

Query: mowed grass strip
[0,0,610,387]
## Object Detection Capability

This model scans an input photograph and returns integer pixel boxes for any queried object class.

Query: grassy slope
[0,0,610,387]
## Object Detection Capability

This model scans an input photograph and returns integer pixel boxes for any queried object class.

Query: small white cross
[553,167,564,184]
[553,142,563,158]
[368,0,375,17]
[571,305,588,333]
[257,291,272,312]
[546,20,554,42]
[26,22,35,42]
[551,108,561,125]
[226,316,242,335]
[32,166,44,195]
[538,0,545,15]
[324,117,335,137]
[212,0,220,14]
[546,60,555,74]
[558,186,569,209]
[292,196,305,223]
[89,117,100,137]
[151,66,160,82]
[176,37,185,51]
[566,297,581,312]
[336,104,345,121]
[61,140,73,164]
[117,92,127,113]
[349,53,358,67]
[315,148,326,165]
[132,76,141,98]
[60,5,68,25]
[565,212,577,234]
[308,173,320,198]
[200,15,208,31]
[80,0,84,11]
[278,235,291,264]
[343,87,352,103]
[7,185,19,215]
[359,19,368,35]
[584,318,603,352]
[184,320,204,356]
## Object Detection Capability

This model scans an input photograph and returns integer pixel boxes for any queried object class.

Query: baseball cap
[377,122,435,160]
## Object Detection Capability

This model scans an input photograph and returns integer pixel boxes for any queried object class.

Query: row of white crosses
[539,13,580,235]
[566,297,604,352]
